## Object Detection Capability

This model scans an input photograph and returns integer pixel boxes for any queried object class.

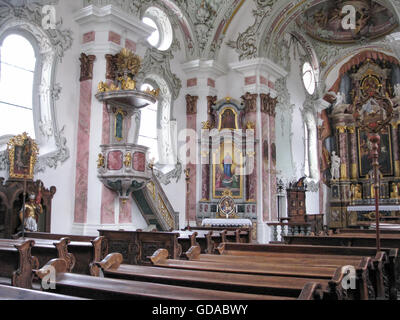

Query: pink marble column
[74,53,96,223]
[269,111,277,221]
[242,93,258,203]
[260,94,278,221]
[186,95,198,223]
[119,198,132,224]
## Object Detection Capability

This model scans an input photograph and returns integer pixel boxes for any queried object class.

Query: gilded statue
[19,193,43,232]
[97,153,105,169]
[391,183,399,199]
[119,76,136,90]
[124,152,132,168]
[355,184,363,200]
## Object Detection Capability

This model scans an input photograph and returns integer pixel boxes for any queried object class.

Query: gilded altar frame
[7,133,39,180]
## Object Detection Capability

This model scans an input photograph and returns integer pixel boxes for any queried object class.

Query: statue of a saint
[390,183,399,199]
[19,193,43,232]
[330,151,341,180]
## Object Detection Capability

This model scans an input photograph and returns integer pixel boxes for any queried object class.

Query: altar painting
[212,142,243,199]
[357,126,393,177]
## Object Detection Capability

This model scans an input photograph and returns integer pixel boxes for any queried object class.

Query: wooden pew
[0,284,87,300]
[284,234,400,249]
[14,234,108,275]
[186,243,394,300]
[0,240,37,289]
[0,238,75,273]
[99,229,180,265]
[149,248,364,300]
[36,258,293,300]
[95,252,339,300]
[185,226,252,243]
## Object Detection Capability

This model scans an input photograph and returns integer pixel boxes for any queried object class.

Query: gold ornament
[97,153,105,169]
[124,152,132,168]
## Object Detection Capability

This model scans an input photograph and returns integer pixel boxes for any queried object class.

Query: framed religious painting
[357,125,393,178]
[7,133,39,180]
[212,141,243,199]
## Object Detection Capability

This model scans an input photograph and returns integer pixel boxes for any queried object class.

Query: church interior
[1,0,400,302]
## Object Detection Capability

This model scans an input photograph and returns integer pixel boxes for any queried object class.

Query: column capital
[182,59,228,95]
[241,92,258,114]
[186,95,199,115]
[260,93,277,117]
[230,58,288,95]
[74,4,153,55]
[79,53,96,82]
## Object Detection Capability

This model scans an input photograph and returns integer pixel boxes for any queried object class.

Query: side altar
[320,55,400,229]
[197,98,257,240]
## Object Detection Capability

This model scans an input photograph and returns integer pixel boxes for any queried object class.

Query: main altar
[197,98,257,239]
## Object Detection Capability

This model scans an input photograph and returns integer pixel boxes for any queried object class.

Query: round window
[142,7,173,51]
[302,62,316,95]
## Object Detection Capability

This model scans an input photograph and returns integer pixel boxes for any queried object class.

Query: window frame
[0,16,71,172]
[0,31,41,141]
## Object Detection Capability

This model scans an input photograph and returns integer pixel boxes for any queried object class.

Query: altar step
[132,172,179,231]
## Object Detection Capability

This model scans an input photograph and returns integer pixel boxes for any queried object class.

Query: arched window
[304,122,310,177]
[0,34,36,138]
[139,84,159,163]
[302,62,316,95]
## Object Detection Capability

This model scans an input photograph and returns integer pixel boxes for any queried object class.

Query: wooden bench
[185,226,252,243]
[95,252,342,300]
[0,238,75,273]
[284,234,400,249]
[149,248,369,300]
[35,258,293,300]
[187,243,396,299]
[99,229,180,265]
[14,234,108,275]
[0,240,37,288]
[0,284,87,300]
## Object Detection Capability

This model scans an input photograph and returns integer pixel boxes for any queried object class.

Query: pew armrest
[150,249,169,265]
[216,243,225,255]
[95,253,123,272]
[36,258,68,280]
[298,282,324,300]
[185,246,201,260]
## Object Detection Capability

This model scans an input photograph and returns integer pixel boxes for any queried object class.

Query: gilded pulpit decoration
[7,133,39,180]
[79,53,96,82]
[97,153,105,169]
[241,92,258,113]
[186,95,198,115]
[124,152,132,168]
[95,48,157,200]
[260,93,277,117]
